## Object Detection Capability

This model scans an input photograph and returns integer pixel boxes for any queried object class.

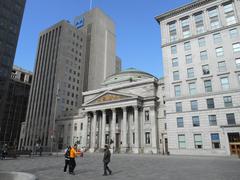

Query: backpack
[64,148,70,158]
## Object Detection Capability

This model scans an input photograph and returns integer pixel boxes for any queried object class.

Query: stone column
[134,107,139,153]
[121,107,127,152]
[111,109,116,152]
[82,113,89,147]
[101,110,106,149]
[150,107,158,154]
[90,111,97,152]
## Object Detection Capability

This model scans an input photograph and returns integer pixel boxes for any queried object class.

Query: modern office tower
[156,0,240,156]
[0,66,32,147]
[74,8,116,91]
[0,0,26,143]
[23,21,87,150]
[115,56,122,74]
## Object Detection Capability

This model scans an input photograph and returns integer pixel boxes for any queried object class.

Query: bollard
[0,171,37,180]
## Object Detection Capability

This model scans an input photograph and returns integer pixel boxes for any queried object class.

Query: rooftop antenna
[90,0,93,10]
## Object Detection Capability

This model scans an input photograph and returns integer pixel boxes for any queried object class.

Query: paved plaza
[0,153,239,180]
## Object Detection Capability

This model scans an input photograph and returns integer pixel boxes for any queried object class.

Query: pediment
[84,91,137,105]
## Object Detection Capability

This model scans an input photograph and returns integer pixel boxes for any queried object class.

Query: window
[226,113,236,125]
[220,77,229,90]
[198,37,205,47]
[80,123,83,130]
[176,102,182,112]
[145,111,149,121]
[211,133,220,149]
[218,61,227,72]
[233,43,240,53]
[202,65,210,75]
[172,58,178,67]
[207,98,215,109]
[208,8,220,30]
[181,17,191,38]
[224,96,233,107]
[223,3,236,25]
[209,115,217,126]
[204,80,212,92]
[145,132,151,144]
[184,41,191,51]
[178,134,186,149]
[174,85,181,97]
[216,47,224,57]
[186,54,192,64]
[187,68,194,78]
[194,134,202,149]
[171,45,177,54]
[173,71,179,81]
[213,33,222,43]
[74,123,77,131]
[194,12,205,34]
[192,116,200,127]
[191,100,198,111]
[200,51,208,60]
[236,58,240,69]
[238,74,240,83]
[229,28,238,38]
[133,132,135,144]
[177,117,184,127]
[169,22,177,42]
[189,82,197,95]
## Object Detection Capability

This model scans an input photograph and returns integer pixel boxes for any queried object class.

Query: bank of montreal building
[57,0,240,156]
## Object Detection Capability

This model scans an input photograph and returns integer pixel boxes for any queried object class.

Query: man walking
[103,145,112,176]
[69,144,77,175]
[63,146,70,172]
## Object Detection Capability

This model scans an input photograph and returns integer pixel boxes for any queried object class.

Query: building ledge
[220,124,240,128]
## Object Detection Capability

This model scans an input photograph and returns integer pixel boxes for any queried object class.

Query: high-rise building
[115,56,122,74]
[0,0,26,143]
[156,0,240,156]
[74,8,116,91]
[22,8,119,150]
[1,66,32,147]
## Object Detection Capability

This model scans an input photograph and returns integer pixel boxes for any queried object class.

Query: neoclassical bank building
[56,69,167,154]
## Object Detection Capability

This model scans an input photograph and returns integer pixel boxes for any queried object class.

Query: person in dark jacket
[63,146,71,172]
[103,145,112,176]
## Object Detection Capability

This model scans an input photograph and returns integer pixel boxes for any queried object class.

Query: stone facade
[56,69,166,154]
[156,0,240,156]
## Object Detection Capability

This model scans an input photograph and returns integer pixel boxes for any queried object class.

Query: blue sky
[14,0,191,78]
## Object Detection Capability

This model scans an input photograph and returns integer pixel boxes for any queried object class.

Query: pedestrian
[1,144,7,160]
[69,144,77,175]
[63,146,71,173]
[103,145,112,176]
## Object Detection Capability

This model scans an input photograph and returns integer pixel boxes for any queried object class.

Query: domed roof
[102,68,156,86]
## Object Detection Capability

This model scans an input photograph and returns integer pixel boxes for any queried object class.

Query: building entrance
[115,133,120,153]
[228,133,240,156]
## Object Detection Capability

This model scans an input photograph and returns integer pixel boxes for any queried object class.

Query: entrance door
[115,133,120,153]
[228,133,240,156]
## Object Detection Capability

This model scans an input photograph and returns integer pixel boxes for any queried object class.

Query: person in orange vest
[69,144,77,175]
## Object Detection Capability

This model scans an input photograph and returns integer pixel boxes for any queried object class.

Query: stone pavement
[0,153,239,180]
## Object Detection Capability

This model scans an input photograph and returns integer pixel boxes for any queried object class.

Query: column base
[89,148,95,153]
[120,147,127,153]
[132,147,140,154]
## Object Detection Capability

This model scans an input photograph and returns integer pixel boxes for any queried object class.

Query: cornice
[155,0,217,23]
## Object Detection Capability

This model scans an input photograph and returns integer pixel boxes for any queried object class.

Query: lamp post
[50,83,60,154]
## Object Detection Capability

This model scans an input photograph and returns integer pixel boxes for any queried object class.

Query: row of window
[171,28,239,55]
[178,133,221,149]
[169,2,237,42]
[173,59,240,81]
[174,75,240,97]
[172,43,240,68]
[176,113,236,128]
[176,95,234,113]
